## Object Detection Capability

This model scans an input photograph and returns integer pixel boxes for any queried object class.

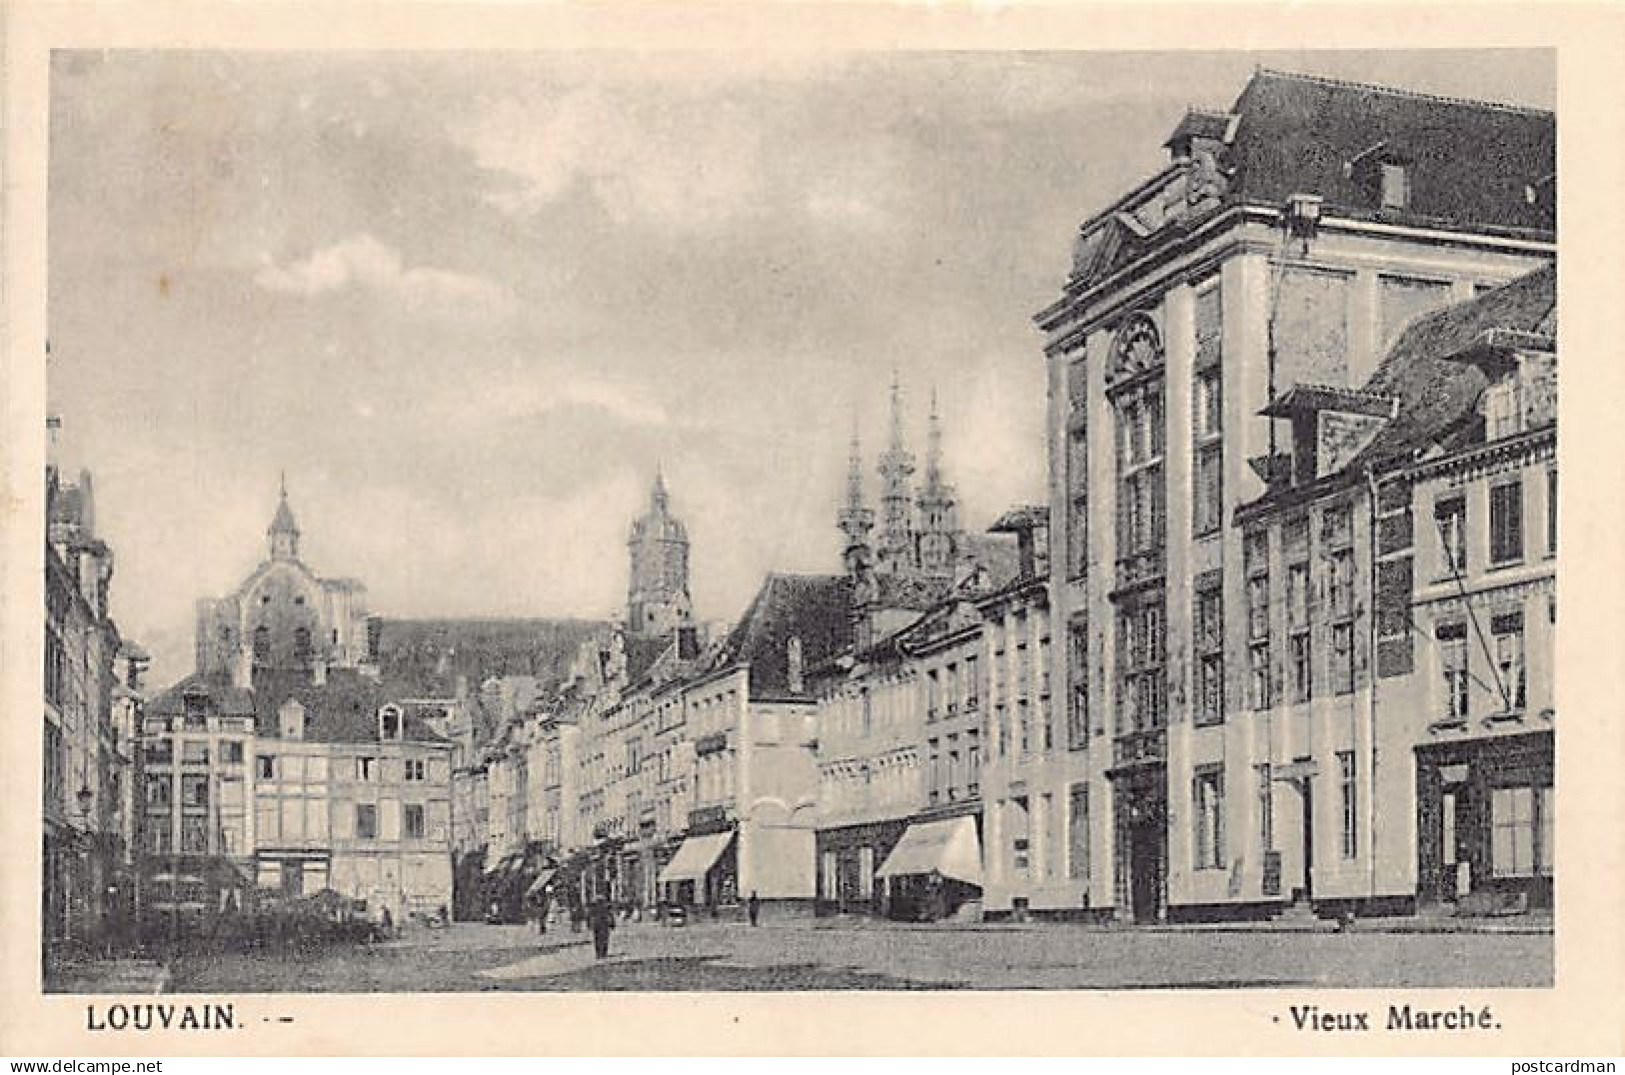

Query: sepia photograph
[32,44,1567,1002]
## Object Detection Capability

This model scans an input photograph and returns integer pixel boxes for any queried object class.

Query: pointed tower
[837,417,875,578]
[875,373,917,576]
[915,389,961,578]
[627,468,693,637]
[268,472,301,561]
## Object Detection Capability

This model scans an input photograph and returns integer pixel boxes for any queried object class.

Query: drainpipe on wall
[1363,465,1384,905]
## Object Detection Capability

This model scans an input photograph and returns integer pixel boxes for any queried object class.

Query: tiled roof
[713,573,853,699]
[252,668,448,744]
[1224,69,1554,234]
[372,617,608,698]
[147,674,256,717]
[1357,262,1556,467]
[1239,262,1556,518]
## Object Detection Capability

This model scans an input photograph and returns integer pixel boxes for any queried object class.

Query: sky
[46,48,1555,688]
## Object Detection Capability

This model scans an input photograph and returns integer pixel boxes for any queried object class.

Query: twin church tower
[839,376,963,584]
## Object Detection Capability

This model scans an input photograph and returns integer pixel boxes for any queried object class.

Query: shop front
[872,814,983,922]
[656,831,736,912]
[1416,729,1554,913]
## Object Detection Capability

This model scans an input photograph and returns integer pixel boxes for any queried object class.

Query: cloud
[254,234,514,317]
[458,87,765,229]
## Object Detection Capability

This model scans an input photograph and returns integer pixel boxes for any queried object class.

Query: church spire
[837,413,874,578]
[915,387,960,579]
[875,371,916,575]
[268,473,301,561]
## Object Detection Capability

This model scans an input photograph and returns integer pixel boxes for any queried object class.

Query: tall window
[1193,365,1223,537]
[356,803,378,840]
[1194,575,1224,725]
[1117,386,1166,564]
[1068,783,1089,880]
[1438,622,1469,720]
[1331,622,1356,696]
[356,756,375,782]
[1245,531,1272,711]
[1066,619,1089,749]
[1492,611,1528,712]
[1117,596,1167,733]
[1491,785,1553,878]
[1289,633,1312,704]
[1546,468,1558,556]
[1337,751,1358,859]
[253,625,270,662]
[403,803,425,839]
[857,846,875,900]
[1380,162,1410,210]
[1490,480,1525,565]
[1435,496,1467,576]
[821,851,837,901]
[965,655,980,711]
[1193,767,1224,869]
[1256,764,1274,852]
[1068,420,1089,581]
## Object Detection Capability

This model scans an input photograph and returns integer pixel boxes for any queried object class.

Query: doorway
[1128,817,1164,923]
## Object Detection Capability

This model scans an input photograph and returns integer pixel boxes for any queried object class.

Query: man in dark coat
[588,898,614,959]
[747,891,760,927]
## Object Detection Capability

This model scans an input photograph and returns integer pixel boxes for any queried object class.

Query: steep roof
[713,573,853,699]
[1357,262,1556,467]
[147,674,256,717]
[372,617,608,698]
[252,668,448,744]
[1224,69,1554,234]
[1238,262,1556,518]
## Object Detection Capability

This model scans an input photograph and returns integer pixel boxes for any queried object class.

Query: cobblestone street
[157,918,1554,993]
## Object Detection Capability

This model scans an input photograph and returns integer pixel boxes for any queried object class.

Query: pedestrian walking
[747,891,760,927]
[588,898,614,959]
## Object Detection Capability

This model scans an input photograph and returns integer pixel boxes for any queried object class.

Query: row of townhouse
[443,69,1558,927]
[43,454,150,962]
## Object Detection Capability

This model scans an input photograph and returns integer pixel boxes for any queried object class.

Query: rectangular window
[1068,426,1089,581]
[1492,611,1528,712]
[1331,622,1356,696]
[1287,562,1310,628]
[1068,783,1090,880]
[1337,751,1358,859]
[403,803,425,839]
[256,755,274,780]
[1490,481,1524,565]
[1246,573,1270,642]
[1116,594,1168,733]
[1435,496,1467,576]
[1289,632,1312,703]
[1115,382,1166,563]
[1491,786,1538,878]
[356,756,376,782]
[404,758,426,782]
[967,730,980,796]
[181,740,210,766]
[1192,363,1223,537]
[1256,764,1274,852]
[821,851,837,901]
[1067,619,1089,749]
[181,814,208,854]
[857,846,875,900]
[1193,767,1224,870]
[965,654,980,711]
[926,669,940,721]
[144,773,172,808]
[1438,622,1469,721]
[1194,578,1224,725]
[220,741,244,765]
[356,803,378,839]
[181,774,209,809]
[1327,547,1355,618]
[1546,468,1557,556]
[1380,162,1410,209]
[144,739,173,766]
[1249,642,1271,711]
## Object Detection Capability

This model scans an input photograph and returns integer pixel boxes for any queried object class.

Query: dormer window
[1380,162,1410,210]
[379,704,402,741]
